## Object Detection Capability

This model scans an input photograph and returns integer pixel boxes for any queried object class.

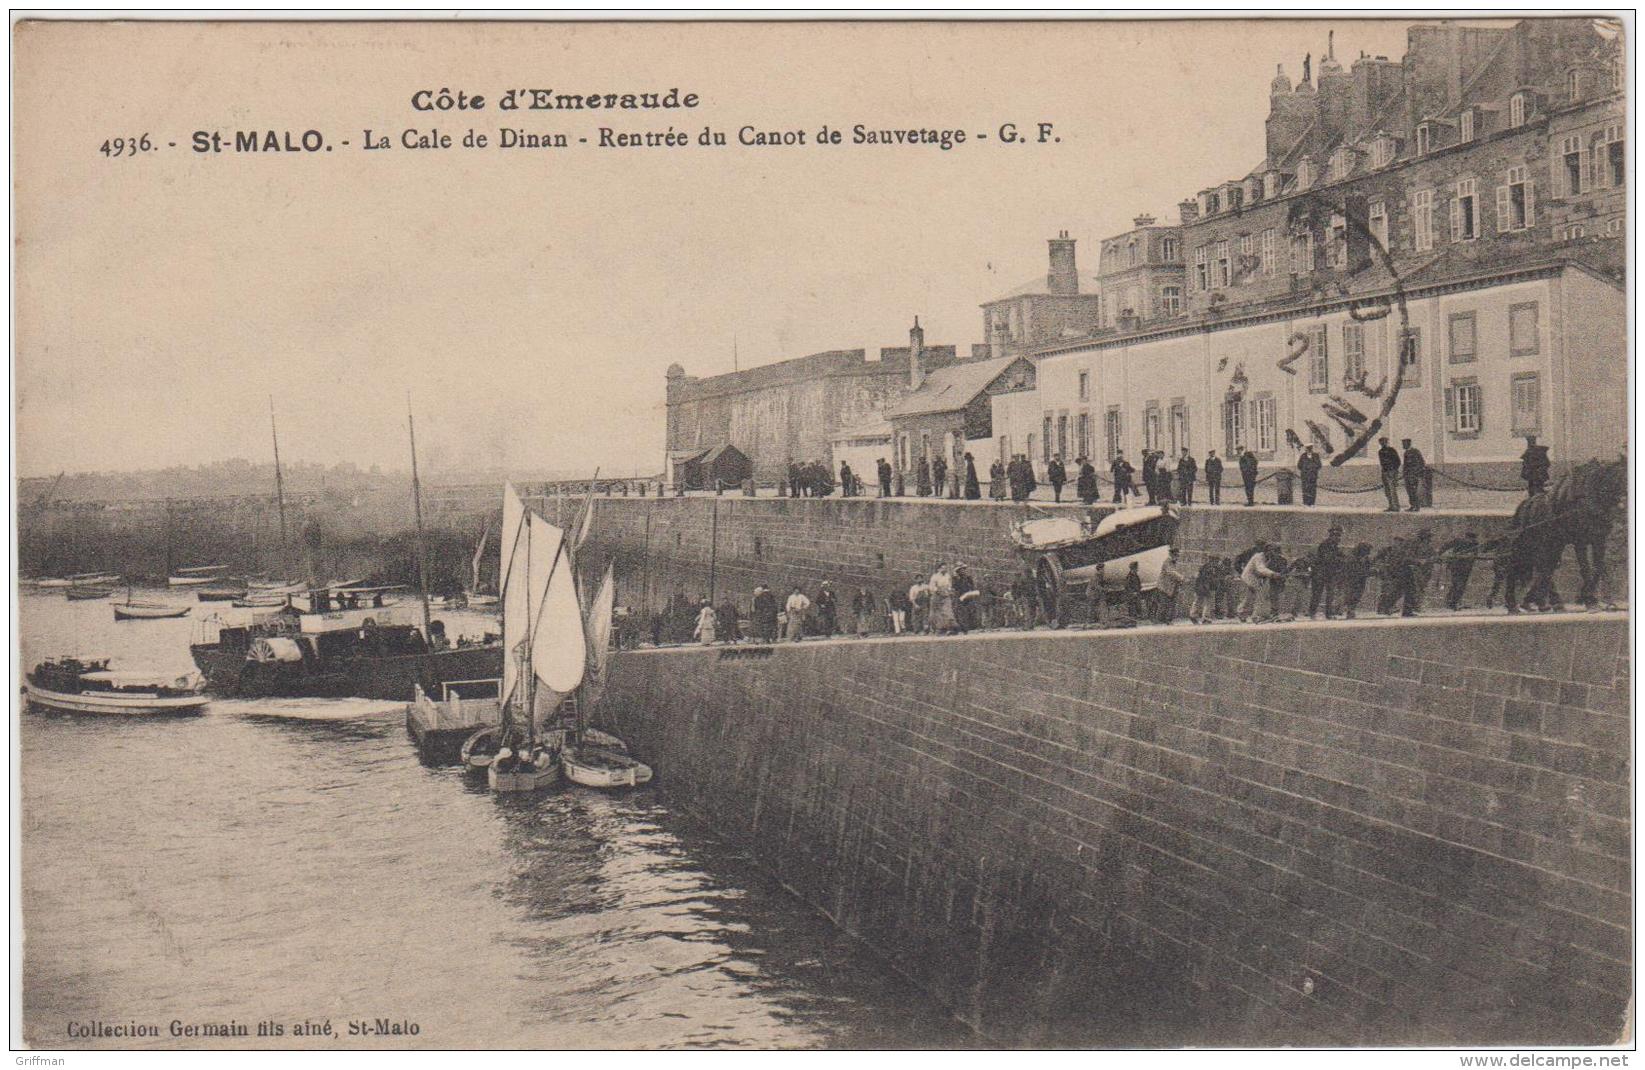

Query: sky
[14,17,1423,480]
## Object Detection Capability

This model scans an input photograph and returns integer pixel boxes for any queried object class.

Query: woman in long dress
[693,601,718,645]
[927,564,957,634]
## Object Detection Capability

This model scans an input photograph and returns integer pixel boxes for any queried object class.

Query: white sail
[582,564,617,709]
[499,483,530,711]
[527,514,587,700]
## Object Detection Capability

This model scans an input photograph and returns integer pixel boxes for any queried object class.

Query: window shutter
[1496,186,1510,232]
[1450,195,1462,241]
[1444,386,1455,431]
[1525,180,1536,225]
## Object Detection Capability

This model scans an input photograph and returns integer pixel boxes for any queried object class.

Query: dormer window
[1567,69,1582,103]
[1226,185,1244,211]
[1416,124,1432,156]
[1371,136,1394,168]
[1206,192,1220,214]
[1263,170,1281,199]
[1460,110,1475,143]
[1509,92,1529,128]
[1296,159,1314,190]
[1330,146,1354,181]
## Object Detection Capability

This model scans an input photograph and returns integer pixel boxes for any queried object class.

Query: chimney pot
[1132,213,1157,228]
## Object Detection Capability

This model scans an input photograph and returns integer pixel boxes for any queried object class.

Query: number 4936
[99,135,153,157]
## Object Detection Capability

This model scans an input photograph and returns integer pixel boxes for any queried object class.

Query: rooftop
[884,355,1029,419]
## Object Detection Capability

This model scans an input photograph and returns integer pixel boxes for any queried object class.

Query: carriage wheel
[1035,557,1066,630]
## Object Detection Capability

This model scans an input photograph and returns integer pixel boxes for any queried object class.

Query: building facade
[1097,215,1186,329]
[997,17,1625,482]
[979,233,1105,357]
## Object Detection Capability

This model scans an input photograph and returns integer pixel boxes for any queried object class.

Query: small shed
[669,443,753,490]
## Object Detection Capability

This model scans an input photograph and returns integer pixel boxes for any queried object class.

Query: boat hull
[24,683,208,717]
[190,641,503,702]
[562,744,653,789]
[487,753,560,792]
[114,603,191,621]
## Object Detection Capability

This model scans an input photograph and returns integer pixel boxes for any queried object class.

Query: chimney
[1178,198,1200,225]
[909,316,925,390]
[1132,214,1157,228]
[1047,231,1079,296]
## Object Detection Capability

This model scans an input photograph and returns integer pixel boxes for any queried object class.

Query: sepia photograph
[9,12,1633,1054]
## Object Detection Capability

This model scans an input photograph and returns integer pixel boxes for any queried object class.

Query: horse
[1502,456,1626,612]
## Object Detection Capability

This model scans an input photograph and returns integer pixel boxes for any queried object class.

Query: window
[1222,397,1244,456]
[1161,237,1179,261]
[1446,379,1483,436]
[1105,407,1123,460]
[1497,166,1534,231]
[1143,404,1161,452]
[1331,147,1353,181]
[899,433,910,472]
[1567,69,1581,103]
[1368,199,1388,250]
[1561,135,1584,196]
[1509,93,1527,129]
[921,431,931,463]
[1448,311,1477,364]
[1226,186,1243,212]
[1170,403,1189,456]
[1509,302,1539,356]
[1329,213,1348,268]
[1026,434,1035,465]
[1292,232,1314,274]
[1343,322,1365,383]
[1241,233,1254,261]
[996,435,1007,466]
[1205,192,1220,215]
[1451,178,1478,241]
[1127,240,1138,268]
[1460,110,1475,143]
[1563,223,1586,240]
[1308,324,1330,391]
[1511,373,1541,435]
[1042,415,1054,461]
[1297,160,1314,189]
[1251,395,1278,453]
[1194,246,1209,291]
[1400,326,1423,385]
[1056,413,1069,459]
[1261,229,1276,276]
[1413,189,1435,250]
[1593,123,1624,189]
[1416,125,1431,156]
[1606,217,1622,235]
[1077,370,1090,401]
[1372,136,1394,168]
[1214,240,1231,287]
[1076,412,1091,460]
[1160,285,1182,317]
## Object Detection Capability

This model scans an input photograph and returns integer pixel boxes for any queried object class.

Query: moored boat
[114,600,191,621]
[196,584,250,602]
[66,584,114,600]
[170,565,228,587]
[24,657,209,716]
[559,564,652,788]
[561,741,652,788]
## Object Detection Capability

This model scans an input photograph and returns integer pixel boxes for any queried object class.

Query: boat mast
[406,395,434,640]
[269,397,289,569]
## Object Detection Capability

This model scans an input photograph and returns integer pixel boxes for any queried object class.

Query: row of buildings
[665,18,1626,489]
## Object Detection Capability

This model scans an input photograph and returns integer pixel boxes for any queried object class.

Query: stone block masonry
[596,614,1630,1046]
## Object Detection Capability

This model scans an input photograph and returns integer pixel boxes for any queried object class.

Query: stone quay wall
[596,615,1631,1046]
[564,496,1613,617]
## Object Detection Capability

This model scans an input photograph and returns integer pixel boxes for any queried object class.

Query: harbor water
[18,590,971,1050]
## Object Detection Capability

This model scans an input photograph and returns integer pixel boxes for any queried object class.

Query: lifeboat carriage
[1011,504,1180,627]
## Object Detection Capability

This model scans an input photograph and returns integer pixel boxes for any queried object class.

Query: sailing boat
[560,562,653,788]
[486,483,587,793]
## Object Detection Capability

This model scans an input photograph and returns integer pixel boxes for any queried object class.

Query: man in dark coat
[915,456,932,497]
[1377,437,1401,512]
[1047,455,1067,503]
[1141,450,1159,505]
[1176,449,1198,506]
[1309,524,1344,619]
[751,585,778,642]
[1339,543,1373,619]
[1297,445,1323,506]
[1439,530,1480,610]
[839,461,855,497]
[931,454,948,499]
[877,457,893,498]
[717,598,742,642]
[1238,446,1259,506]
[787,460,801,499]
[963,453,981,499]
[1520,435,1551,496]
[1109,452,1134,504]
[1204,450,1224,504]
[1401,438,1427,512]
[952,563,978,632]
[1076,457,1098,505]
[1373,538,1407,615]
[815,581,838,635]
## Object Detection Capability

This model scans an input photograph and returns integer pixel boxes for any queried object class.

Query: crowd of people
[641,517,1537,649]
[777,434,1555,509]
